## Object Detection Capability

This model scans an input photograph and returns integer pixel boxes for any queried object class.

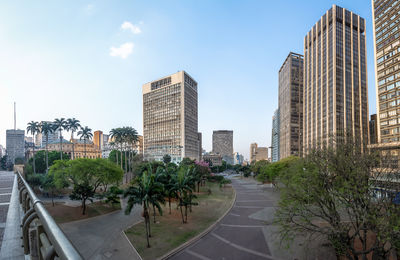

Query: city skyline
[0,0,376,159]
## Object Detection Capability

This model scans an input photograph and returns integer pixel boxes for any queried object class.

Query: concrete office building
[203,153,223,166]
[373,0,400,144]
[212,130,233,164]
[271,109,280,162]
[143,71,199,163]
[233,152,244,165]
[250,143,269,162]
[198,132,202,161]
[93,130,103,150]
[103,134,110,146]
[6,129,25,165]
[370,114,378,144]
[279,52,304,159]
[303,5,369,153]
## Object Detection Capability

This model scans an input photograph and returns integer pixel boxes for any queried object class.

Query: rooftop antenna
[14,102,16,130]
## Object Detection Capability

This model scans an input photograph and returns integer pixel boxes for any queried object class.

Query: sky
[0,0,376,160]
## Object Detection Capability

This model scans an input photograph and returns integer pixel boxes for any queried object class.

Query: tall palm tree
[66,118,81,160]
[78,126,93,158]
[124,172,164,248]
[40,122,54,173]
[125,127,139,173]
[171,168,195,223]
[26,121,40,174]
[53,118,67,160]
[110,128,124,169]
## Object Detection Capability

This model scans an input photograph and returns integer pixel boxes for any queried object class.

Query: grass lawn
[45,201,121,223]
[124,181,234,260]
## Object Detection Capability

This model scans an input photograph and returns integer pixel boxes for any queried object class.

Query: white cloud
[121,21,141,34]
[109,42,134,59]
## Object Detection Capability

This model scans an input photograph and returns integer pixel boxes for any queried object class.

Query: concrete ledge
[157,184,237,260]
[0,174,24,260]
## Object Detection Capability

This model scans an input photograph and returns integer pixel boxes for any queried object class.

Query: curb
[122,221,144,260]
[157,184,237,260]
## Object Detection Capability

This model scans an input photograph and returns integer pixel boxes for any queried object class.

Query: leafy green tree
[275,138,400,259]
[180,157,195,167]
[163,154,171,164]
[66,118,81,159]
[250,159,270,176]
[256,156,299,184]
[26,150,70,174]
[50,158,123,214]
[77,126,93,158]
[171,168,195,223]
[40,121,55,173]
[0,156,7,170]
[27,121,40,174]
[124,172,164,248]
[53,118,67,160]
[41,173,67,206]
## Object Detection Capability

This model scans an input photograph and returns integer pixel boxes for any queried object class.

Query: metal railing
[16,170,83,260]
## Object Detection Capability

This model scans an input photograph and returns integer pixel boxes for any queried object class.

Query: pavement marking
[0,193,12,196]
[236,200,275,203]
[220,224,265,228]
[0,203,10,206]
[186,249,212,260]
[234,206,265,209]
[0,188,12,190]
[229,213,241,217]
[211,233,274,259]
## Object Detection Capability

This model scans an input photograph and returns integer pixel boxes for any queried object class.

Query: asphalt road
[170,177,336,260]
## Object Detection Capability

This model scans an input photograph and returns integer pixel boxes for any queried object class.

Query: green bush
[256,156,299,183]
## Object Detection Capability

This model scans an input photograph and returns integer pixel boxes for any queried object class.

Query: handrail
[16,170,83,260]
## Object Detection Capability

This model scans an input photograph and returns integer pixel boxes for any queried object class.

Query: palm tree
[77,126,93,158]
[171,168,195,223]
[26,121,40,174]
[124,172,164,248]
[53,118,67,160]
[110,128,124,169]
[40,122,54,173]
[125,127,139,173]
[66,118,81,160]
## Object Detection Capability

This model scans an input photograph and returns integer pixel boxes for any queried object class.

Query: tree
[41,173,67,206]
[256,156,299,184]
[250,159,270,176]
[110,128,124,169]
[26,150,70,174]
[40,121,54,173]
[66,118,81,159]
[50,158,123,214]
[124,172,164,248]
[53,118,67,160]
[171,167,195,223]
[275,138,400,259]
[77,126,93,158]
[27,121,40,174]
[163,154,171,164]
[0,156,7,170]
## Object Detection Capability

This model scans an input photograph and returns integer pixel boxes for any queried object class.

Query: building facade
[279,52,304,159]
[233,152,244,165]
[271,109,280,162]
[47,140,102,159]
[370,114,378,144]
[212,130,233,164]
[372,0,400,144]
[6,129,25,165]
[303,5,369,153]
[143,71,199,163]
[198,132,202,161]
[203,153,223,166]
[93,130,103,150]
[250,143,268,162]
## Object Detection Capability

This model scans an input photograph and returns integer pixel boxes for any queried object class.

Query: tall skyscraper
[93,130,104,150]
[279,52,304,159]
[303,5,369,153]
[271,109,280,162]
[369,114,378,145]
[250,143,268,162]
[143,71,199,163]
[372,0,400,144]
[6,129,25,165]
[212,130,233,164]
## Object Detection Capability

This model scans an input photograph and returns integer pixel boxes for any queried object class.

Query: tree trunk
[179,201,185,223]
[153,205,156,223]
[46,136,49,174]
[169,197,171,214]
[124,149,127,173]
[197,182,200,193]
[84,140,87,158]
[116,150,119,166]
[33,134,36,174]
[120,145,123,170]
[82,198,86,215]
[71,132,74,159]
[145,217,150,248]
[51,192,54,207]
[185,205,188,223]
[60,130,63,160]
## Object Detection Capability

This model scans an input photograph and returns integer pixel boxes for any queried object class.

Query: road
[170,177,336,260]
[61,198,143,260]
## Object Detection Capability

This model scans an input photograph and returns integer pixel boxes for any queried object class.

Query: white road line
[229,213,241,217]
[220,224,265,228]
[0,203,10,206]
[0,188,12,190]
[211,233,273,259]
[234,206,265,209]
[236,200,275,203]
[0,193,12,196]
[186,249,212,260]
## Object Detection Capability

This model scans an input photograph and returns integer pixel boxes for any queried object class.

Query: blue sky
[0,0,376,159]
